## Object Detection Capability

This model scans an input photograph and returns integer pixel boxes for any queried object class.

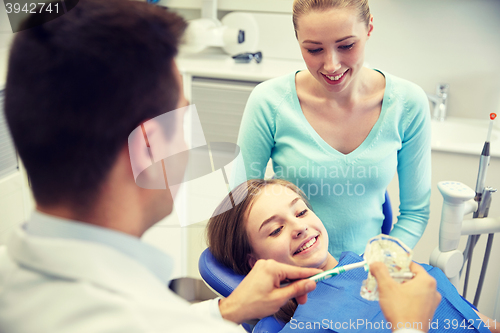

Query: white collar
[22,210,173,284]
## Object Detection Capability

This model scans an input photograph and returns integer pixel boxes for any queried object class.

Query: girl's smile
[245,184,337,271]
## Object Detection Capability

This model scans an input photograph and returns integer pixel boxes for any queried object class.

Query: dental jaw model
[360,235,414,301]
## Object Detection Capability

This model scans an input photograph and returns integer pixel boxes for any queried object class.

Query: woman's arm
[231,82,278,187]
[390,87,432,249]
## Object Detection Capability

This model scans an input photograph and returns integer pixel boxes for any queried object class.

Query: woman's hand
[219,259,321,324]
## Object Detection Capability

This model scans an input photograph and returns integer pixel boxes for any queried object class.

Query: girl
[207,179,497,332]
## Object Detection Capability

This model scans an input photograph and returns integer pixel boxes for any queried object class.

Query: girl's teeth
[297,237,317,254]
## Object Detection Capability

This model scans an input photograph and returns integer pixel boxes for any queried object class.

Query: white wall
[366,0,500,120]
[168,0,500,121]
[0,0,14,65]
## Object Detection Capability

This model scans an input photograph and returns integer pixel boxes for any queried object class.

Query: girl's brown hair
[206,179,311,275]
[292,0,371,34]
[206,179,312,323]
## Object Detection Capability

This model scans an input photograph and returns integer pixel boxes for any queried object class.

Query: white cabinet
[191,77,258,145]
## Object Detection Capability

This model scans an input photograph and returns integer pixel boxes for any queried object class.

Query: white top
[0,211,239,333]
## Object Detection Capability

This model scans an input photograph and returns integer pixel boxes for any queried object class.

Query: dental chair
[199,191,393,333]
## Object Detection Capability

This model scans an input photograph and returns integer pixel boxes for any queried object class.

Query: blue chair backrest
[198,247,245,298]
[198,248,258,332]
[381,190,393,235]
[199,191,393,333]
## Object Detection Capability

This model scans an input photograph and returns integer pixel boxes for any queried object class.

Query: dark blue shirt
[279,252,489,333]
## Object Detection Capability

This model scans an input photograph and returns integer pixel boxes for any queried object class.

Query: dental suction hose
[474,112,496,207]
[473,142,490,207]
[463,113,497,302]
[464,140,492,290]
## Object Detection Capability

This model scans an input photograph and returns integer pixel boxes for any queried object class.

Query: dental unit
[430,113,499,307]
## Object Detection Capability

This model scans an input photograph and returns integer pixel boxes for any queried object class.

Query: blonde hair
[292,0,370,33]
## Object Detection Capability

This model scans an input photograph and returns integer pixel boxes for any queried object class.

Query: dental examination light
[180,0,258,55]
[430,113,499,306]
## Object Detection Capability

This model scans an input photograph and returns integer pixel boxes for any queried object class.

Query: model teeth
[295,237,317,254]
[325,71,346,81]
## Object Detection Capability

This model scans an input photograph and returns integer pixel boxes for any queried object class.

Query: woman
[235,0,431,259]
[207,180,496,332]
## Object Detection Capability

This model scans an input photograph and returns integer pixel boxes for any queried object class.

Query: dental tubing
[463,113,496,303]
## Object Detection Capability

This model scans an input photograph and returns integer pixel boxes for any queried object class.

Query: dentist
[0,1,438,332]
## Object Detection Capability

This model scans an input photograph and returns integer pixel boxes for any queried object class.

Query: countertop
[177,49,306,82]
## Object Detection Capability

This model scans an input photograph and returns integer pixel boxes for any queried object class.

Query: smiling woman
[233,0,432,260]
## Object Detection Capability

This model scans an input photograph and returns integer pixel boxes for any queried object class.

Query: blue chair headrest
[381,190,393,235]
[198,248,245,298]
[198,248,286,333]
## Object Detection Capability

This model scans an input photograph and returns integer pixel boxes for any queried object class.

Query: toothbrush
[280,261,367,287]
[308,262,414,283]
[280,261,415,287]
[307,261,368,283]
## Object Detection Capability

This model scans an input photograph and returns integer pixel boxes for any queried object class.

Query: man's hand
[219,259,321,324]
[370,262,442,332]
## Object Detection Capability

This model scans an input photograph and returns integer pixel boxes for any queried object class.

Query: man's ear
[127,119,169,190]
[247,253,257,269]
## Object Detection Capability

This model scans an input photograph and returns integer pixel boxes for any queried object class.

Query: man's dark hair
[5,0,186,210]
